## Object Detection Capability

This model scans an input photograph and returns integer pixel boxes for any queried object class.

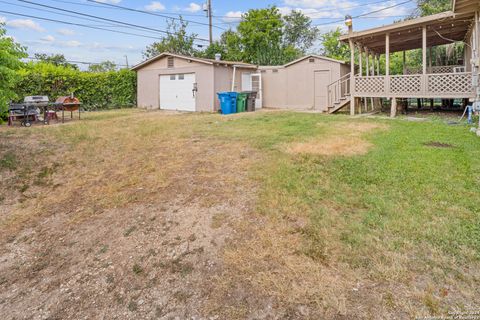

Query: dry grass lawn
[1,109,479,319]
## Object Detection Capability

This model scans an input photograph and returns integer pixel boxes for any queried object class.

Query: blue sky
[0,0,418,68]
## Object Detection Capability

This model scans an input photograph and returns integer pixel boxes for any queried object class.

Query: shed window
[308,58,315,63]
[178,74,184,80]
[167,57,174,68]
[260,70,266,73]
[272,69,278,73]
[170,74,176,80]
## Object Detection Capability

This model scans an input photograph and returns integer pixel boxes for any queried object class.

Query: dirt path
[0,112,261,319]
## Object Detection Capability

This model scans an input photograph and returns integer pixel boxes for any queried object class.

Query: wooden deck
[354,72,474,99]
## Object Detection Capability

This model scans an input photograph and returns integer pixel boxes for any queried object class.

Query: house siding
[260,57,346,110]
[136,56,215,112]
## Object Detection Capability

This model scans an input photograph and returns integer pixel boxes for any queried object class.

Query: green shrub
[14,62,137,111]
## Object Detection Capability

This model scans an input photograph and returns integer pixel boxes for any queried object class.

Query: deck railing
[404,65,465,74]
[352,72,474,99]
[327,73,351,108]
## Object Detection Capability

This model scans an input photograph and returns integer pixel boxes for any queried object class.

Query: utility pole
[206,0,212,44]
[124,55,129,68]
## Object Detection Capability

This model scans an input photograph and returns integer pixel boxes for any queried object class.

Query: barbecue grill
[8,94,82,126]
[55,95,81,122]
[8,96,49,127]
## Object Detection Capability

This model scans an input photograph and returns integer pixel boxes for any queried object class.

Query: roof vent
[167,56,174,68]
[308,58,315,63]
[215,53,221,61]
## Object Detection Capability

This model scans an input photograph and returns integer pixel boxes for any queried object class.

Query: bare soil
[0,111,261,319]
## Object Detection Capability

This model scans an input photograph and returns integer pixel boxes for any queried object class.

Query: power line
[0,0,138,28]
[85,0,227,31]
[216,15,412,25]
[211,0,401,19]
[18,0,210,42]
[313,0,415,26]
[26,56,128,67]
[49,0,210,18]
[0,10,167,40]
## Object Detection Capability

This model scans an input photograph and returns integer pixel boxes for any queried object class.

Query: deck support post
[422,25,427,95]
[386,33,391,114]
[358,44,365,113]
[402,51,406,74]
[368,51,374,111]
[365,47,371,112]
[349,37,355,116]
[391,98,397,118]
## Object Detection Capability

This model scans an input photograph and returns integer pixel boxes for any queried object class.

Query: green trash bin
[236,92,248,113]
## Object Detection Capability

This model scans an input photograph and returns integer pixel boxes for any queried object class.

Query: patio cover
[338,11,475,53]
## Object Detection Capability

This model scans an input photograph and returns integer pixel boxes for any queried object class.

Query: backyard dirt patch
[286,122,388,156]
[0,111,262,319]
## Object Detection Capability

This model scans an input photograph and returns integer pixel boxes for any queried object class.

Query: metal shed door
[314,70,330,111]
[159,73,196,111]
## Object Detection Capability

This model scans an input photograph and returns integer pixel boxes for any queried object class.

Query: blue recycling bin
[217,92,238,115]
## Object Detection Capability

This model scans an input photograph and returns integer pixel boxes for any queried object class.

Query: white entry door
[241,73,262,109]
[159,73,196,111]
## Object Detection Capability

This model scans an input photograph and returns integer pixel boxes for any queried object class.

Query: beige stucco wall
[213,66,255,111]
[260,57,346,111]
[136,56,215,112]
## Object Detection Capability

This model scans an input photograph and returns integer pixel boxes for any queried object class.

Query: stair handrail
[327,73,351,109]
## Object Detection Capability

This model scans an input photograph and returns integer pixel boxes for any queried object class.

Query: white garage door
[159,73,196,111]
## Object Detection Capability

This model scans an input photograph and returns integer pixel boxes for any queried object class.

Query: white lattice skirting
[390,75,422,94]
[355,76,385,94]
[427,73,473,95]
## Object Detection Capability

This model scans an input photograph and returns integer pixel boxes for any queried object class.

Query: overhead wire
[85,0,227,31]
[0,10,171,40]
[18,0,211,42]
[26,56,128,67]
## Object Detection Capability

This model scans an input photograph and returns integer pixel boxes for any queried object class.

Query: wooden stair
[327,73,351,114]
[328,95,351,114]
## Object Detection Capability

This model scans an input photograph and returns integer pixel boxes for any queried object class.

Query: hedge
[14,63,137,110]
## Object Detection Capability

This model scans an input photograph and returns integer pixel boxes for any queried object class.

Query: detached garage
[132,53,257,112]
[259,55,349,111]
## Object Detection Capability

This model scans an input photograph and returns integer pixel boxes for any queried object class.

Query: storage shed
[259,55,350,111]
[132,52,257,112]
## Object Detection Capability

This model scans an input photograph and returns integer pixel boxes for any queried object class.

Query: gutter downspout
[231,65,237,92]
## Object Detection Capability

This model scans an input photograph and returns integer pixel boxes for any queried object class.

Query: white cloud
[284,0,356,9]
[185,2,202,13]
[65,40,82,47]
[0,16,6,24]
[144,1,165,12]
[57,28,75,36]
[278,6,343,19]
[94,0,122,3]
[222,11,243,22]
[6,19,45,32]
[41,35,55,42]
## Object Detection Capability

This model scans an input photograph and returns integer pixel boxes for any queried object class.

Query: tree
[283,10,319,53]
[34,53,78,70]
[200,30,242,61]
[207,8,319,65]
[0,24,27,120]
[88,61,117,72]
[236,7,292,65]
[143,17,198,59]
[415,0,451,16]
[319,27,350,62]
